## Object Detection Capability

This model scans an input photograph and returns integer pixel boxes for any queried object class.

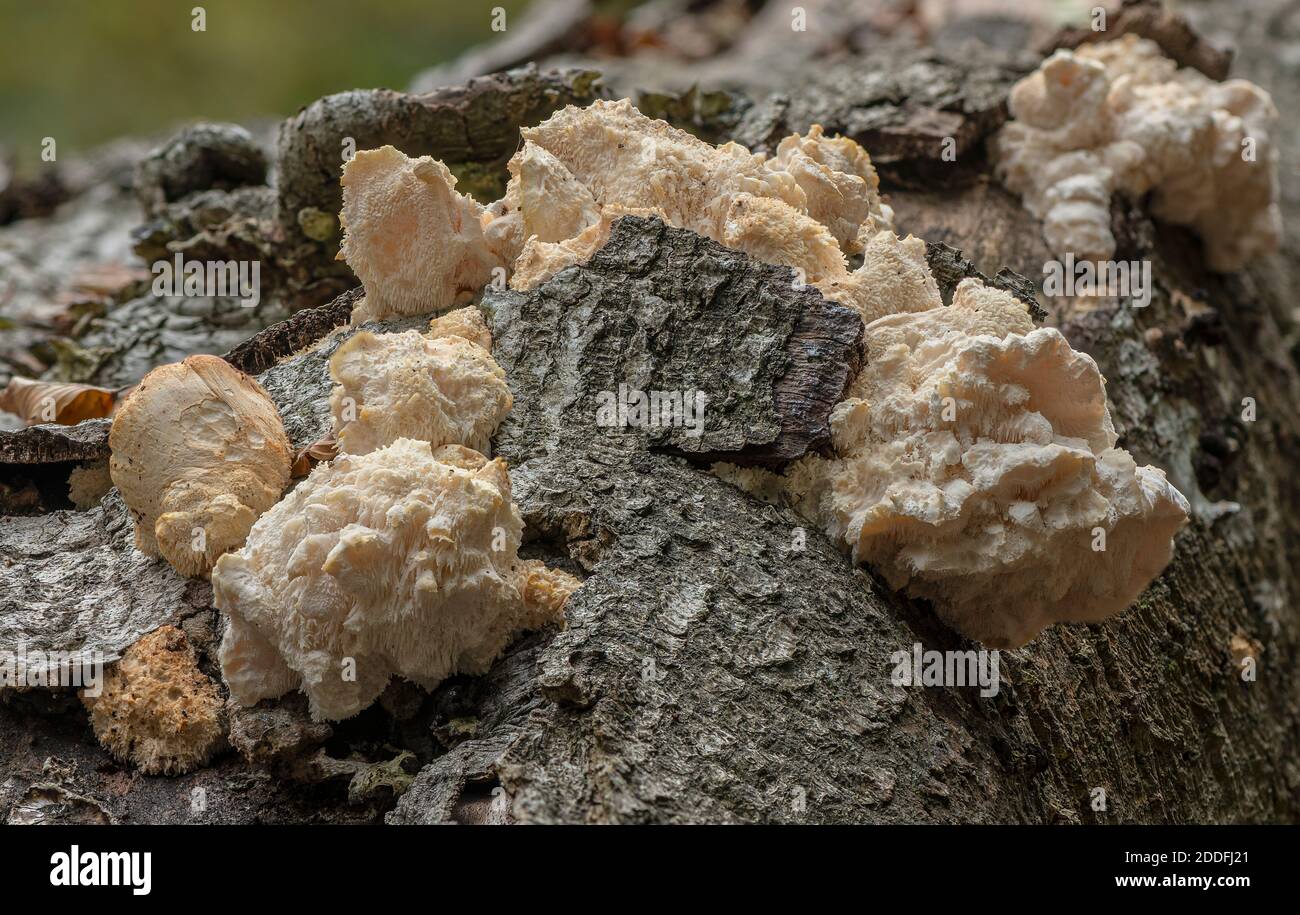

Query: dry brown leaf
[291,431,338,477]
[0,376,116,425]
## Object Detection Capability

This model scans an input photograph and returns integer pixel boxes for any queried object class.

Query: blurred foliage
[0,0,530,166]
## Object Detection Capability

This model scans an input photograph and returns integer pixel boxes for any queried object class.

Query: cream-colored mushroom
[212,438,579,721]
[994,35,1280,272]
[108,354,292,578]
[340,146,502,323]
[494,98,932,326]
[787,279,1189,647]
[338,100,917,323]
[771,123,894,251]
[328,309,512,457]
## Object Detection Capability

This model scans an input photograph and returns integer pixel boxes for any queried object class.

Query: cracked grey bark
[732,45,1035,176]
[0,418,110,465]
[0,491,204,671]
[487,216,863,466]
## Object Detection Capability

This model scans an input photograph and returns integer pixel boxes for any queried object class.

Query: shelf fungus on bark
[336,98,934,328]
[328,100,1186,650]
[108,354,292,578]
[994,34,1280,272]
[489,99,927,325]
[328,307,512,457]
[339,146,502,323]
[787,279,1190,648]
[81,626,225,776]
[211,438,579,722]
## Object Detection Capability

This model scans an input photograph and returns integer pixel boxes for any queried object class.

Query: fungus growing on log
[339,146,501,323]
[337,98,931,328]
[108,354,292,578]
[81,626,225,775]
[211,438,578,722]
[491,103,909,296]
[787,279,1190,647]
[328,310,512,457]
[487,100,936,326]
[771,123,894,252]
[994,34,1280,272]
[326,99,1189,653]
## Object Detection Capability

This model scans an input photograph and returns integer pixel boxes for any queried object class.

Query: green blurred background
[0,0,530,167]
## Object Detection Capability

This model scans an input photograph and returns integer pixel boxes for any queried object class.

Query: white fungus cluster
[338,99,936,326]
[212,439,578,721]
[787,279,1189,648]
[994,34,1280,272]
[328,306,512,456]
[328,97,1189,648]
[339,146,500,323]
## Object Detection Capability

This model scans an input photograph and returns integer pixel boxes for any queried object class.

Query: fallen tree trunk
[1,0,1296,825]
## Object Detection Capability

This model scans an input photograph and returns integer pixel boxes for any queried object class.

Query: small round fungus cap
[212,438,576,721]
[108,354,292,578]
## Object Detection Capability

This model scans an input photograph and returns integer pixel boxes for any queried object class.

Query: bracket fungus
[324,99,1188,649]
[81,626,225,776]
[788,279,1189,647]
[336,98,935,329]
[339,146,502,323]
[491,99,927,325]
[212,438,579,721]
[108,354,292,578]
[328,307,512,457]
[994,34,1280,272]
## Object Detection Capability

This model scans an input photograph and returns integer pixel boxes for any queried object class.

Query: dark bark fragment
[732,45,1034,179]
[133,123,269,218]
[925,239,1046,321]
[223,285,362,376]
[0,418,110,465]
[487,216,863,467]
